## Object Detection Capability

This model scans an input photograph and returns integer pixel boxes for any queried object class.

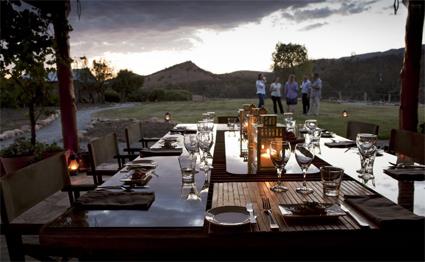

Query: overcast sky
[68,0,416,75]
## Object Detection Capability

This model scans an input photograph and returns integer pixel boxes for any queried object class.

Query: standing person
[310,73,322,115]
[284,74,298,113]
[270,76,284,114]
[300,75,311,115]
[256,73,266,108]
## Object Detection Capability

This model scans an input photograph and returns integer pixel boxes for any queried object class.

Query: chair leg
[5,231,25,261]
[67,191,75,206]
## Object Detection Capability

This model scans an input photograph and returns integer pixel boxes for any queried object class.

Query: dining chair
[125,122,160,151]
[346,121,379,141]
[389,129,425,164]
[0,152,90,261]
[87,133,129,185]
[124,122,143,158]
[217,116,239,124]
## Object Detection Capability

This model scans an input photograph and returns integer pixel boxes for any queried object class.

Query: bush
[104,89,120,102]
[148,89,166,102]
[0,137,62,161]
[128,88,149,102]
[163,89,192,101]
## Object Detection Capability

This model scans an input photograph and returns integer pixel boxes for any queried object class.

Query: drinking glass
[181,181,201,201]
[269,141,291,192]
[197,131,214,171]
[184,134,198,157]
[320,166,343,197]
[294,143,315,195]
[356,133,377,178]
[178,155,196,183]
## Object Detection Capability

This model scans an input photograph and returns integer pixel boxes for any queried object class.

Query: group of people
[255,73,322,115]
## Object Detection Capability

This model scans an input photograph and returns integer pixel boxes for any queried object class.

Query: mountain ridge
[138,45,424,102]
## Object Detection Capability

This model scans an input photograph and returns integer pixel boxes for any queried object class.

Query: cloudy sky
[68,0,414,75]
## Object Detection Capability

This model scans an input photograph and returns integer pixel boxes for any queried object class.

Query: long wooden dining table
[39,124,424,260]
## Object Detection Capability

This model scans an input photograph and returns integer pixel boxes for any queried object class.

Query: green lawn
[94,99,425,139]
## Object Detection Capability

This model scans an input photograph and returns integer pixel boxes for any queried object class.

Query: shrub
[148,89,166,102]
[0,137,63,161]
[128,88,149,102]
[163,89,192,101]
[104,89,120,102]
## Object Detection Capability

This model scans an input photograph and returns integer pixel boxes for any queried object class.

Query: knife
[340,203,369,228]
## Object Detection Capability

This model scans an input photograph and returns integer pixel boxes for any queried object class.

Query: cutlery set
[243,198,370,230]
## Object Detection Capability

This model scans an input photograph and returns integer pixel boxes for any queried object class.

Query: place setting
[205,202,257,233]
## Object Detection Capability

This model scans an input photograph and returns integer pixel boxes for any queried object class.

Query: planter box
[0,155,35,176]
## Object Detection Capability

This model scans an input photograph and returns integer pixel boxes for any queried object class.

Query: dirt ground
[82,119,176,143]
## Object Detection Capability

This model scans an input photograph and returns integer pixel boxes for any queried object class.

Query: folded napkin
[383,168,425,181]
[344,195,424,230]
[321,132,334,138]
[324,140,356,148]
[140,148,182,156]
[170,127,197,135]
[76,190,155,210]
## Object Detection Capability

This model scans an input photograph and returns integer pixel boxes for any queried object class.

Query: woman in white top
[270,76,284,114]
[256,73,266,108]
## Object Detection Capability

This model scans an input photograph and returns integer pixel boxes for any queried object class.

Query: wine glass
[356,133,377,178]
[305,119,317,132]
[197,131,214,171]
[295,143,315,195]
[269,141,291,192]
[184,134,198,157]
[304,119,318,144]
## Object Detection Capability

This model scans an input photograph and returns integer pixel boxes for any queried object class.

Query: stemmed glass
[304,119,318,144]
[269,141,291,192]
[305,119,317,132]
[295,143,315,195]
[197,131,214,171]
[356,133,377,179]
[184,134,198,158]
[227,117,236,135]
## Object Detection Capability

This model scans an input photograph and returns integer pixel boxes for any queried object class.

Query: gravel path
[0,103,137,148]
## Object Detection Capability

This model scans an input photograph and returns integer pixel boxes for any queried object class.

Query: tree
[111,69,144,101]
[0,0,56,145]
[91,58,113,103]
[272,42,308,75]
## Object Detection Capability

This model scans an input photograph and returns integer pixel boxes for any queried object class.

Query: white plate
[205,206,250,226]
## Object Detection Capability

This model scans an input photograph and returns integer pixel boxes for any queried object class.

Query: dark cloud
[281,0,377,22]
[67,0,376,57]
[300,22,328,31]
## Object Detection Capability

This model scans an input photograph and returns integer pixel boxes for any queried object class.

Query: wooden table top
[211,181,376,233]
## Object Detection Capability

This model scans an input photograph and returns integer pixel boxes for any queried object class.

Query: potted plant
[0,137,62,176]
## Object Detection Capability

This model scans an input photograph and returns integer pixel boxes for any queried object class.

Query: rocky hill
[143,61,219,88]
[140,46,424,102]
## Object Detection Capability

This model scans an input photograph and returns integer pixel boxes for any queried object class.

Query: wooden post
[399,0,424,132]
[52,0,79,153]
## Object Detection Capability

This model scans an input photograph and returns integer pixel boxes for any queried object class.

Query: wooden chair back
[88,133,120,168]
[389,129,425,164]
[0,152,69,224]
[217,116,238,124]
[346,121,379,141]
[125,122,142,151]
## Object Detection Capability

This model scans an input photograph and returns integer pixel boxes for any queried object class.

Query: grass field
[94,99,425,139]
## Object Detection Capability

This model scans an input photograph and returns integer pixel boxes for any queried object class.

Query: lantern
[255,126,285,171]
[342,110,348,118]
[68,154,79,176]
[164,112,171,122]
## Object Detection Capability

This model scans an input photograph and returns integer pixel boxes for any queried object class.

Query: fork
[262,198,279,230]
